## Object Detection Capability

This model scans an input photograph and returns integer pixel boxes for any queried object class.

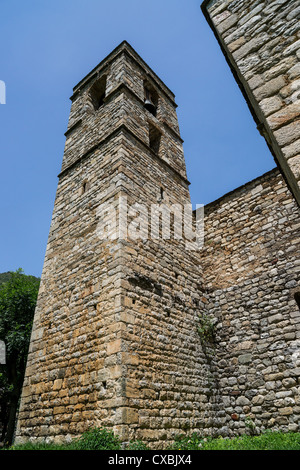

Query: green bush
[197,314,215,344]
[168,431,300,450]
[7,428,300,451]
[168,432,203,450]
[72,427,122,450]
[126,440,150,450]
[8,441,71,450]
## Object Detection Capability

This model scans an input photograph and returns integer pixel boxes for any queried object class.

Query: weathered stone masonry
[202,0,300,206]
[15,34,300,447]
[200,0,300,433]
[203,169,300,435]
[15,41,216,448]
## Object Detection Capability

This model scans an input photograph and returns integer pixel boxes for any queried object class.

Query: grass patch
[168,431,300,450]
[8,441,73,450]
[7,427,150,451]
[5,429,300,451]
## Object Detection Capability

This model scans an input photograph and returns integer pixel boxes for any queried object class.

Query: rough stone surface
[14,38,300,448]
[203,169,300,436]
[15,42,212,449]
[205,0,300,206]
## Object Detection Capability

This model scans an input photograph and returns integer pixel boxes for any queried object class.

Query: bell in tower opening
[144,87,157,116]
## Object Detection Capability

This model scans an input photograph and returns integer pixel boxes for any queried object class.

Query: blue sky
[0,0,275,278]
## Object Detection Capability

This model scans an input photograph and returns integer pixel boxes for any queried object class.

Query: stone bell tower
[15,41,212,448]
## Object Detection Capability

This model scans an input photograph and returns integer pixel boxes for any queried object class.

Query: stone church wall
[203,168,300,435]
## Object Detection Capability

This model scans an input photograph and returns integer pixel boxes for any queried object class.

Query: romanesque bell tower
[15,42,212,448]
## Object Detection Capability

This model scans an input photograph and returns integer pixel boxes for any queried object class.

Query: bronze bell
[144,97,156,114]
[144,87,157,115]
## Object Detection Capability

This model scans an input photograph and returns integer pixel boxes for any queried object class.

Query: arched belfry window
[144,82,158,117]
[89,75,107,110]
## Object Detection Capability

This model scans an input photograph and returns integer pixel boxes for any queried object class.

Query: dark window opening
[102,381,107,389]
[82,180,89,195]
[295,292,300,310]
[144,83,158,117]
[149,123,161,154]
[89,76,107,110]
[157,186,165,204]
[132,299,136,305]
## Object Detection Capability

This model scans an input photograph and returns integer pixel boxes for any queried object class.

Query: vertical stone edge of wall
[201,0,300,208]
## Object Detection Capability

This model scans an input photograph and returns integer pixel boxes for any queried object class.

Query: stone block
[233,35,269,61]
[217,13,239,34]
[123,407,139,424]
[238,354,252,364]
[279,407,294,415]
[288,155,300,180]
[267,102,300,130]
[107,339,122,356]
[260,96,283,116]
[274,119,300,147]
[254,75,287,102]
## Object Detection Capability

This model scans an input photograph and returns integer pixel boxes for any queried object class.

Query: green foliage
[0,273,13,286]
[245,416,257,435]
[0,269,40,361]
[72,427,122,450]
[0,269,40,444]
[8,441,71,450]
[197,314,215,344]
[168,431,300,450]
[0,271,39,287]
[126,440,150,450]
[168,432,203,450]
[6,429,300,451]
[8,427,123,450]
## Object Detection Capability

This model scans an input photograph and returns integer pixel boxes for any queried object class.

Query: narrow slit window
[295,292,300,310]
[81,180,89,194]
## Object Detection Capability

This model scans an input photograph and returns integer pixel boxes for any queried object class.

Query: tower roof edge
[72,40,176,104]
